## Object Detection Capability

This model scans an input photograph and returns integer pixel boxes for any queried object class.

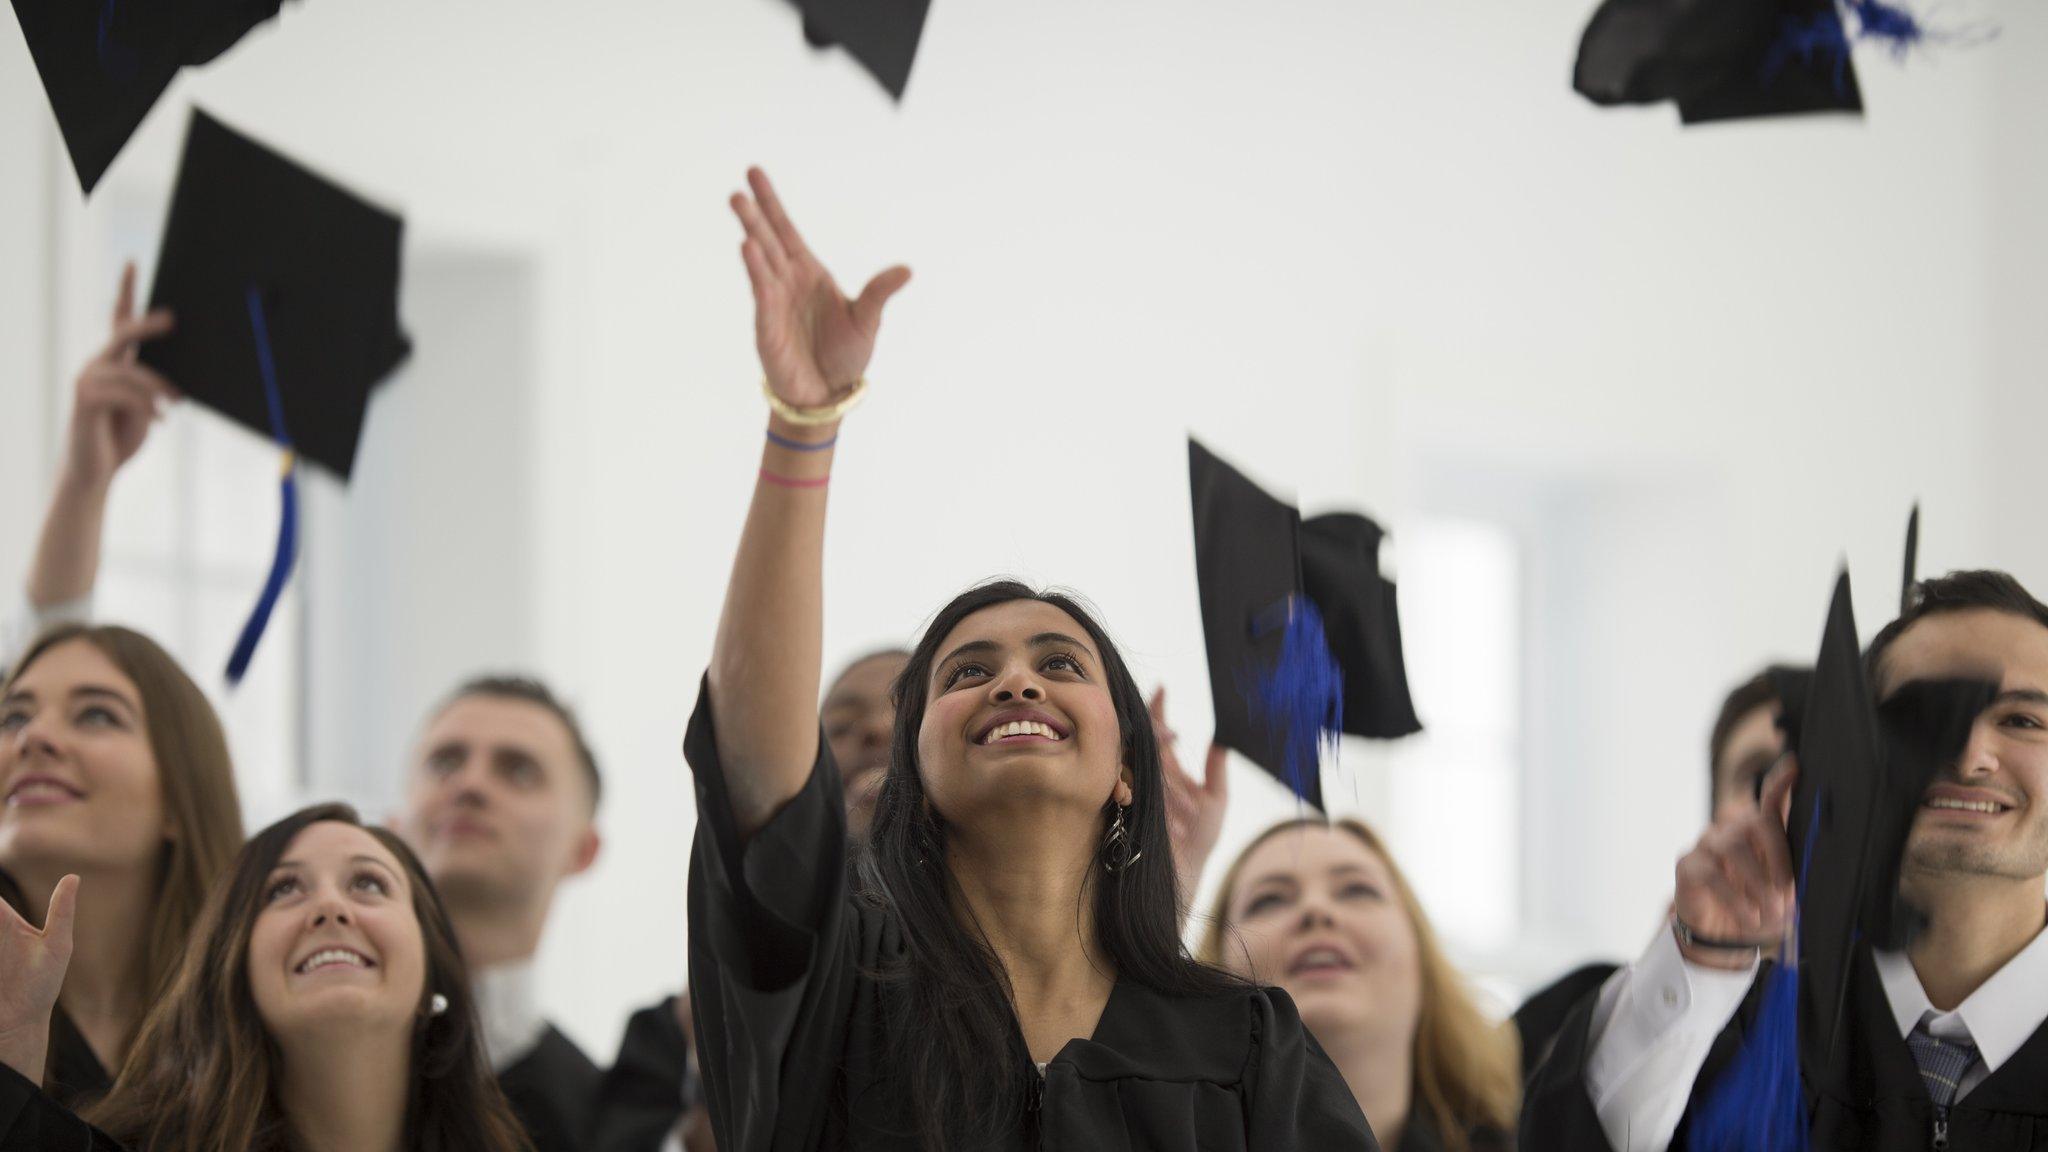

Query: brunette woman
[681,168,1374,1151]
[0,624,244,1106]
[0,802,531,1152]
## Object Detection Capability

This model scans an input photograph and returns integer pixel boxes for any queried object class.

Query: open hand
[1154,689,1229,903]
[1674,758,1798,969]
[0,875,79,1084]
[731,167,910,410]
[63,263,179,491]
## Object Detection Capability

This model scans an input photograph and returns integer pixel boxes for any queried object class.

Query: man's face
[1881,609,2048,887]
[401,694,598,912]
[823,653,908,840]
[1712,702,1785,820]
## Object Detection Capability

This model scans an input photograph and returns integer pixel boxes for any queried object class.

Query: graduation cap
[1693,570,1996,1150]
[1901,503,1920,614]
[140,107,411,681]
[9,0,292,194]
[1572,0,1864,124]
[784,0,929,100]
[1188,439,1422,811]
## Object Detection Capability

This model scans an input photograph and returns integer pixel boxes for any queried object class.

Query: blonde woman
[1201,818,1520,1152]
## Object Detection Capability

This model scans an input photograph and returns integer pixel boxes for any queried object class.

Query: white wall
[5,0,2042,1056]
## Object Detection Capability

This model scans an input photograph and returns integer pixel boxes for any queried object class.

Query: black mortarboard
[1188,439,1421,811]
[1901,503,1920,614]
[139,108,408,683]
[1696,570,1993,1148]
[785,0,929,100]
[1572,0,1864,125]
[9,0,291,195]
[1788,571,1995,1075]
[143,108,410,481]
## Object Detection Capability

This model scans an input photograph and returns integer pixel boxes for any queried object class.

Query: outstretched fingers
[731,191,790,278]
[747,167,812,264]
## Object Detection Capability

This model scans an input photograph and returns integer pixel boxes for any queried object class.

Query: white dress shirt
[1585,916,2048,1152]
[471,958,550,1075]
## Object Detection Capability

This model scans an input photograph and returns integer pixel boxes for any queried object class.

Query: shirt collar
[1873,914,2048,1074]
[471,957,549,1073]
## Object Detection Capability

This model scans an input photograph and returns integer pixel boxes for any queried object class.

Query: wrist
[1671,914,1763,971]
[0,1023,50,1086]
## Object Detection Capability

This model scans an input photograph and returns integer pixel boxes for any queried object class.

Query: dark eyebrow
[937,632,1097,670]
[0,690,31,709]
[272,855,402,878]
[1995,688,2048,706]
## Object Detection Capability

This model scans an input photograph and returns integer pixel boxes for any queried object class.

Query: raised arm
[706,168,910,840]
[24,264,177,611]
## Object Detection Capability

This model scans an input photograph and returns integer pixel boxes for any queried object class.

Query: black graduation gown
[498,1022,603,1152]
[1511,962,1619,1082]
[0,1063,124,1151]
[1520,945,2048,1151]
[592,995,697,1152]
[682,681,1378,1152]
[43,1007,114,1113]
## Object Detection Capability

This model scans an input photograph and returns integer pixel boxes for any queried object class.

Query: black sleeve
[1518,970,1764,1152]
[683,675,859,1152]
[591,997,695,1152]
[1245,988,1382,1150]
[0,1062,127,1151]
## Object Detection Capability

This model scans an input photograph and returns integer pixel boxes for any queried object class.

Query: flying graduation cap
[9,0,293,194]
[784,0,930,100]
[1692,569,1997,1151]
[141,108,410,682]
[1188,439,1422,811]
[1573,0,1864,124]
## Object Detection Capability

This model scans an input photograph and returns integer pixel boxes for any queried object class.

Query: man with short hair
[1523,570,2048,1152]
[400,674,605,1152]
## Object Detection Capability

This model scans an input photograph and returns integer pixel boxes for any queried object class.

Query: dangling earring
[1101,804,1143,874]
[429,993,449,1017]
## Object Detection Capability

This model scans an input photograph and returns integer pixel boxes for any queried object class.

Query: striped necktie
[1906,1022,1981,1108]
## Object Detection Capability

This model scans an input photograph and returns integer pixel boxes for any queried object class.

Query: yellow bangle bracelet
[762,376,868,426]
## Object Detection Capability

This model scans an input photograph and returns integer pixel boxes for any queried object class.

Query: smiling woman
[0,624,243,1108]
[682,167,1375,1152]
[0,801,533,1152]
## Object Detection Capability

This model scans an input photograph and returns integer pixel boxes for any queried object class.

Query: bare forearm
[26,474,110,609]
[706,415,839,838]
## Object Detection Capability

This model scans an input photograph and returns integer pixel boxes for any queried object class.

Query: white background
[4,0,2046,1059]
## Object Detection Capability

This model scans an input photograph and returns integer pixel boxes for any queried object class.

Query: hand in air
[731,167,911,410]
[1154,688,1229,900]
[64,263,179,490]
[0,875,79,1083]
[1674,758,1798,968]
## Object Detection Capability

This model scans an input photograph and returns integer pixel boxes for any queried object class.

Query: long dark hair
[1,624,245,1082]
[857,580,1242,1149]
[88,803,531,1152]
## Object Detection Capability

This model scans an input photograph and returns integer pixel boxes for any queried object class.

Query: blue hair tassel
[225,287,302,687]
[1691,803,1822,1152]
[1247,597,1345,806]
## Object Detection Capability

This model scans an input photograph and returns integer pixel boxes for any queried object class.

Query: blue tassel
[1247,597,1345,805]
[1763,10,1854,93]
[225,287,301,687]
[1692,804,1821,1152]
[1850,0,1928,58]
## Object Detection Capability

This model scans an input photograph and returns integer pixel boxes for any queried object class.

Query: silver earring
[429,993,449,1017]
[1102,804,1143,874]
